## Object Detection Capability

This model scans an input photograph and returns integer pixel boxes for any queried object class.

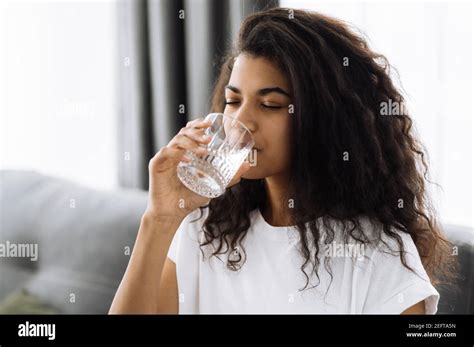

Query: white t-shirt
[167,207,439,314]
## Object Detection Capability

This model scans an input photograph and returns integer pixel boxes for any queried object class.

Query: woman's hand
[145,117,251,222]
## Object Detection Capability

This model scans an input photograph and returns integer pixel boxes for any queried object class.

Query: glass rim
[206,112,253,137]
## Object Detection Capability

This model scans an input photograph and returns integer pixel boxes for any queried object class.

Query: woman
[110,7,456,314]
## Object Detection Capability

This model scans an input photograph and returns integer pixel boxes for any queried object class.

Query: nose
[229,105,257,134]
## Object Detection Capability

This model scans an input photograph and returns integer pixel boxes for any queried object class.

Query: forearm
[109,212,182,314]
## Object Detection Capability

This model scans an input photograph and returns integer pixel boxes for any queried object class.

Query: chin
[241,167,267,180]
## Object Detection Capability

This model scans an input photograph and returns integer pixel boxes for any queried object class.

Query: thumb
[227,161,252,188]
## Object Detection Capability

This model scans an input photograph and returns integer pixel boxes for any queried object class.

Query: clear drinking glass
[177,113,254,198]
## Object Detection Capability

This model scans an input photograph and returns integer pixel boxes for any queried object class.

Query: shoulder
[370,221,426,276]
[352,216,427,278]
[357,218,440,314]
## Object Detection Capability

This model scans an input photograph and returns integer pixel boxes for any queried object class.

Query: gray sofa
[0,170,473,313]
[0,170,147,313]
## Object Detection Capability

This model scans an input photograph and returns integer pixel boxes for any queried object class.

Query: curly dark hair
[193,7,457,291]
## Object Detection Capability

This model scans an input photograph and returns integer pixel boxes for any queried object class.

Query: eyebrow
[225,84,291,98]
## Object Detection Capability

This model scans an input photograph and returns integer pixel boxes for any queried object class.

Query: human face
[224,54,293,179]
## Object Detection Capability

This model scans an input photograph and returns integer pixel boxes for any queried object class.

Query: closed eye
[225,101,283,109]
[262,104,282,109]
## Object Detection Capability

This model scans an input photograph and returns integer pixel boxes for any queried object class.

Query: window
[0,0,118,190]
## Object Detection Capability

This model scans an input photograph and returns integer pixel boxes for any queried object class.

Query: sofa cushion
[0,170,148,313]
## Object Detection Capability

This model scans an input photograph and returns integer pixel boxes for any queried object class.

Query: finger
[179,126,213,144]
[227,161,252,187]
[149,147,188,172]
[168,134,209,156]
[186,118,212,129]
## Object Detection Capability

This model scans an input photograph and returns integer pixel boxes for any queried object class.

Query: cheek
[270,119,291,150]
[270,138,291,169]
[261,122,292,167]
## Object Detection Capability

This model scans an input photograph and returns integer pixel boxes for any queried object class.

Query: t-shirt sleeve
[166,209,203,264]
[363,232,440,314]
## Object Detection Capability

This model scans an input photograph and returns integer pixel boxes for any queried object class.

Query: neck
[261,172,294,227]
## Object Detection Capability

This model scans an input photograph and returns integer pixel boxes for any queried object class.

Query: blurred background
[0,0,472,314]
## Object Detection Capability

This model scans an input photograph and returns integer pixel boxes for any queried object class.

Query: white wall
[0,0,118,190]
[281,0,473,227]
